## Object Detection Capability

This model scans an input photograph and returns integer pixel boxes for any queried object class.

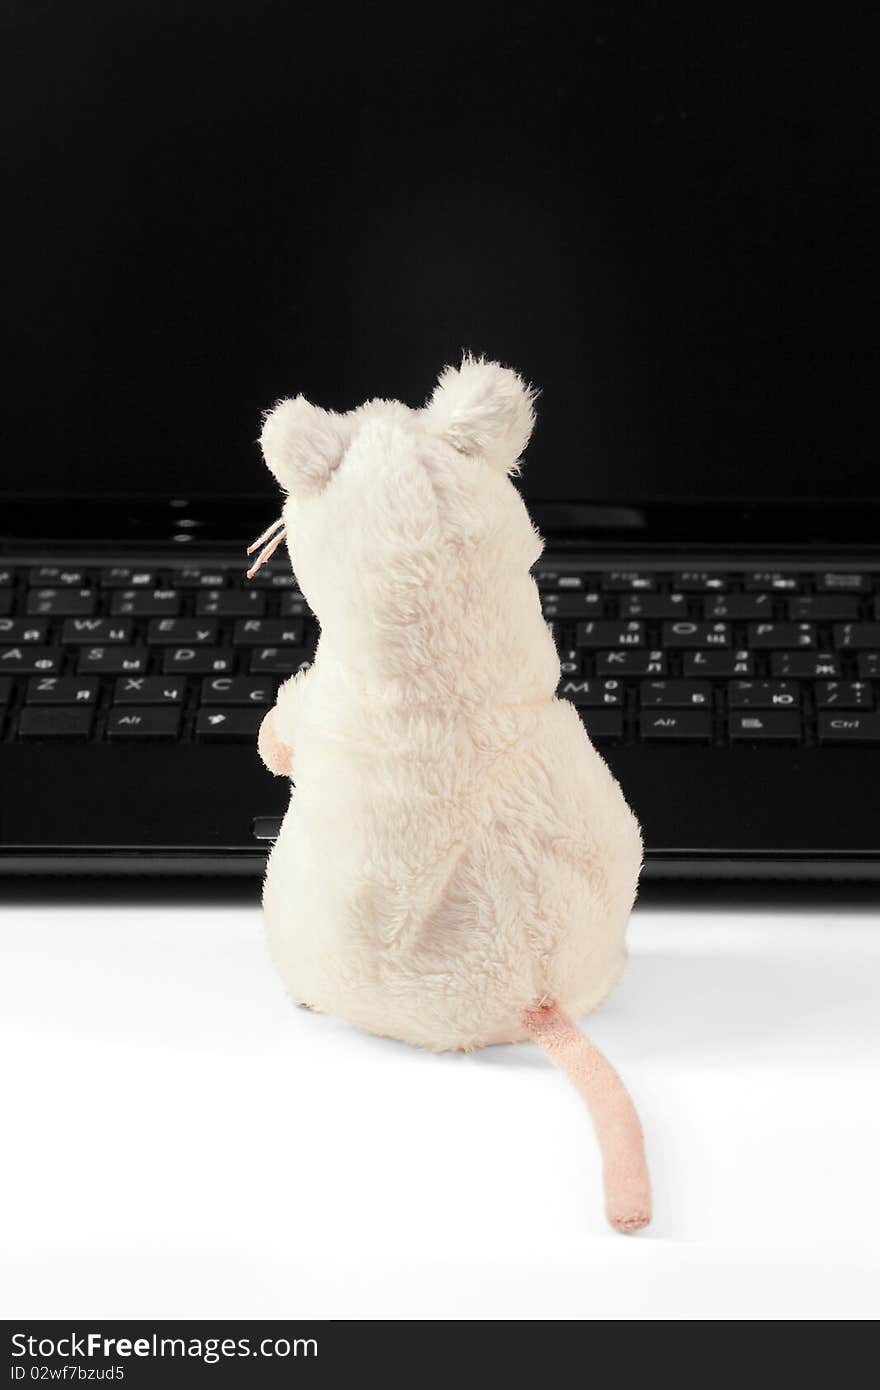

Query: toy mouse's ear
[260,395,349,499]
[422,355,537,474]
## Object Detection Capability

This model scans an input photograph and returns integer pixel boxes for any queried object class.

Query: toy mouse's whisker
[246,516,286,555]
[245,525,287,580]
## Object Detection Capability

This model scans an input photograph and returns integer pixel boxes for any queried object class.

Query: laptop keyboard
[1,561,879,746]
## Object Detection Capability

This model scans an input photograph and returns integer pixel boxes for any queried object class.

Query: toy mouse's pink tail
[522,1001,651,1234]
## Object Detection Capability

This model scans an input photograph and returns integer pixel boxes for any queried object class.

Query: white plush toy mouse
[251,357,651,1233]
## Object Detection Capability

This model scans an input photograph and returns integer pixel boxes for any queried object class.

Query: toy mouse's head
[258,357,557,699]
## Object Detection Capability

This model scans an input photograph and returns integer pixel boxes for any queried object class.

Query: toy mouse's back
[254,358,650,1232]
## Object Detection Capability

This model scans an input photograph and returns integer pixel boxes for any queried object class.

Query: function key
[28,566,85,587]
[640,679,712,708]
[558,678,622,707]
[110,589,181,617]
[195,708,264,741]
[600,571,656,592]
[0,619,48,643]
[195,590,267,618]
[729,711,801,741]
[25,676,98,705]
[639,710,712,741]
[673,571,728,592]
[169,567,229,589]
[533,569,560,590]
[815,680,874,710]
[100,567,155,588]
[770,651,839,678]
[728,680,800,709]
[817,713,880,743]
[555,575,586,591]
[817,572,868,593]
[26,588,97,617]
[113,676,185,705]
[744,572,800,592]
[247,567,297,589]
[106,707,182,740]
[279,592,311,619]
[18,707,94,740]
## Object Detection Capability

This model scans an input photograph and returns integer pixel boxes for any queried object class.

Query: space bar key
[817,713,880,743]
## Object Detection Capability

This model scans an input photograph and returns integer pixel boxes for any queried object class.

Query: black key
[832,623,880,651]
[541,593,604,619]
[249,647,312,675]
[729,711,801,742]
[788,595,860,622]
[770,651,840,678]
[534,569,562,590]
[558,678,622,707]
[817,572,868,593]
[195,708,264,741]
[279,591,311,619]
[640,680,712,708]
[106,707,181,740]
[162,647,234,675]
[747,622,815,649]
[18,707,93,740]
[535,572,584,591]
[100,567,156,588]
[705,594,773,621]
[26,588,97,617]
[0,568,17,586]
[76,646,148,674]
[0,592,11,616]
[728,680,800,709]
[113,676,186,704]
[195,589,267,618]
[0,646,62,675]
[817,713,880,743]
[0,677,11,704]
[596,649,665,676]
[874,597,880,622]
[147,619,218,645]
[247,567,297,589]
[110,589,182,617]
[621,594,689,619]
[815,681,873,710]
[557,648,583,676]
[581,709,624,741]
[232,619,306,646]
[168,567,230,588]
[26,676,98,705]
[201,676,275,706]
[673,571,728,592]
[576,621,644,648]
[744,571,800,592]
[857,653,880,679]
[28,566,85,587]
[639,711,712,741]
[0,618,48,644]
[662,621,729,649]
[683,649,753,677]
[62,618,133,644]
[600,571,656,592]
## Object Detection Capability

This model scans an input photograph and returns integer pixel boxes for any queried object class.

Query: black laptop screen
[2,3,874,503]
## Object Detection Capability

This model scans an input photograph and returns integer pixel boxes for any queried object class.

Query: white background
[2,879,879,1320]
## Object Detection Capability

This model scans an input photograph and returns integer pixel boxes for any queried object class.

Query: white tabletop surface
[2,880,879,1321]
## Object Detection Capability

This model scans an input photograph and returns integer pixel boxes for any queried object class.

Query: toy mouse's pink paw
[258,707,292,777]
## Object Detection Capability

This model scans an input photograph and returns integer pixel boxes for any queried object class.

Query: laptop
[1,5,876,880]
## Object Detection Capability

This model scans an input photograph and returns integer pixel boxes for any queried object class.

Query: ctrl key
[818,713,880,744]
